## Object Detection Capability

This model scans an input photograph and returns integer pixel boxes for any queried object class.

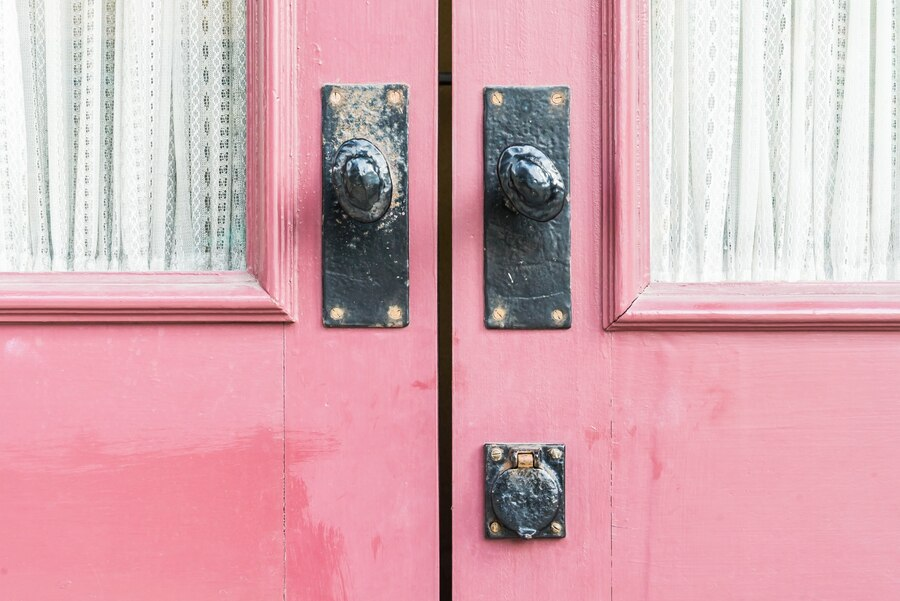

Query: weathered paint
[287,0,438,600]
[0,325,285,598]
[0,1,438,599]
[457,1,900,600]
[605,6,900,598]
[612,332,900,600]
[452,1,609,599]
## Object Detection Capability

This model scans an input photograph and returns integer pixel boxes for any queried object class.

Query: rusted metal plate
[322,84,409,328]
[483,86,571,330]
[484,443,566,539]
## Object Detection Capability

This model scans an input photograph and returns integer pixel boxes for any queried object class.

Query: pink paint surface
[286,0,438,599]
[0,325,285,599]
[613,332,900,599]
[0,0,439,599]
[455,1,900,600]
[452,1,609,599]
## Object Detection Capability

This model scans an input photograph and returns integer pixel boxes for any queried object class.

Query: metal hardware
[332,139,393,223]
[483,86,571,330]
[484,443,566,540]
[498,145,566,222]
[322,84,409,328]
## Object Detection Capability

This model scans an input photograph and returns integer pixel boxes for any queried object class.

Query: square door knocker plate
[484,443,566,539]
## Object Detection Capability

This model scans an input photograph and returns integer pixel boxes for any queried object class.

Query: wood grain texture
[0,324,285,599]
[604,5,900,597]
[286,0,439,599]
[452,1,610,599]
[612,332,900,599]
[458,2,900,600]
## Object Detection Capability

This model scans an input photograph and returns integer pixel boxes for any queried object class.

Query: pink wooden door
[453,1,900,600]
[0,1,438,600]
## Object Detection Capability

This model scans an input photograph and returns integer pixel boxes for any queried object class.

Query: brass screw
[329,89,344,106]
[550,521,563,534]
[329,307,345,321]
[551,309,566,324]
[386,89,403,106]
[491,307,507,322]
[550,90,566,106]
[387,305,403,321]
[549,447,563,460]
[489,521,502,534]
[490,91,504,106]
[490,446,503,461]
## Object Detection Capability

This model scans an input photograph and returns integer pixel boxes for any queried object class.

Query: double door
[2,1,899,600]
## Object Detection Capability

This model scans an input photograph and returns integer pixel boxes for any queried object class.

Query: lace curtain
[651,0,898,282]
[0,0,246,272]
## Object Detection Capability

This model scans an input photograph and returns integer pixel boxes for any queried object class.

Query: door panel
[613,332,900,599]
[452,1,609,599]
[288,0,439,599]
[0,1,439,599]
[0,325,284,598]
[452,1,900,600]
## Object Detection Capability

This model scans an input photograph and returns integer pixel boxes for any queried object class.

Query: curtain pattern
[0,0,245,272]
[651,0,898,282]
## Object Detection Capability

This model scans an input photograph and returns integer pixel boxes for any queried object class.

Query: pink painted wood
[0,0,294,324]
[605,3,900,598]
[456,1,900,600]
[0,1,439,599]
[452,2,610,600]
[285,0,438,600]
[0,325,286,598]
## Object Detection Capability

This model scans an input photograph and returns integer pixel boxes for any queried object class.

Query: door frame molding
[0,0,295,324]
[602,0,900,332]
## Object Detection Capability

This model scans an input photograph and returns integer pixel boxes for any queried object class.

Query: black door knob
[497,145,566,222]
[331,138,393,223]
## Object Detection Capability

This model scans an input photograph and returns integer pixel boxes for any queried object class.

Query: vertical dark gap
[437,0,453,597]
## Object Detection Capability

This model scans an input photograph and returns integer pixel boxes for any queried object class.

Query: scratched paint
[0,325,284,599]
[452,0,609,599]
[287,0,438,598]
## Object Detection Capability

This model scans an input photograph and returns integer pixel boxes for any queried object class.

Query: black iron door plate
[483,86,571,329]
[484,443,566,539]
[322,84,409,328]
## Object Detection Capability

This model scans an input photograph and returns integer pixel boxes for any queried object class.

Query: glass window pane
[650,1,897,282]
[0,0,246,271]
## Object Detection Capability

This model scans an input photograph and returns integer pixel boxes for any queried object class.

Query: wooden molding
[0,0,295,324]
[603,0,900,332]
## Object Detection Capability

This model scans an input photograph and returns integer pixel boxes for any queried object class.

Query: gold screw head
[490,91,504,106]
[550,90,566,106]
[551,309,566,324]
[490,446,503,461]
[549,447,563,460]
[387,305,403,321]
[489,521,502,534]
[329,307,345,321]
[329,89,344,106]
[386,89,403,106]
[550,521,563,534]
[491,307,507,322]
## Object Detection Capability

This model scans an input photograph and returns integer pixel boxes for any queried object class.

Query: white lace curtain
[651,0,898,282]
[0,0,246,272]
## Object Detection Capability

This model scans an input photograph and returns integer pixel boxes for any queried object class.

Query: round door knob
[497,145,566,222]
[331,138,393,223]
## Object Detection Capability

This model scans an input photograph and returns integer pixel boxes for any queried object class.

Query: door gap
[437,0,452,597]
